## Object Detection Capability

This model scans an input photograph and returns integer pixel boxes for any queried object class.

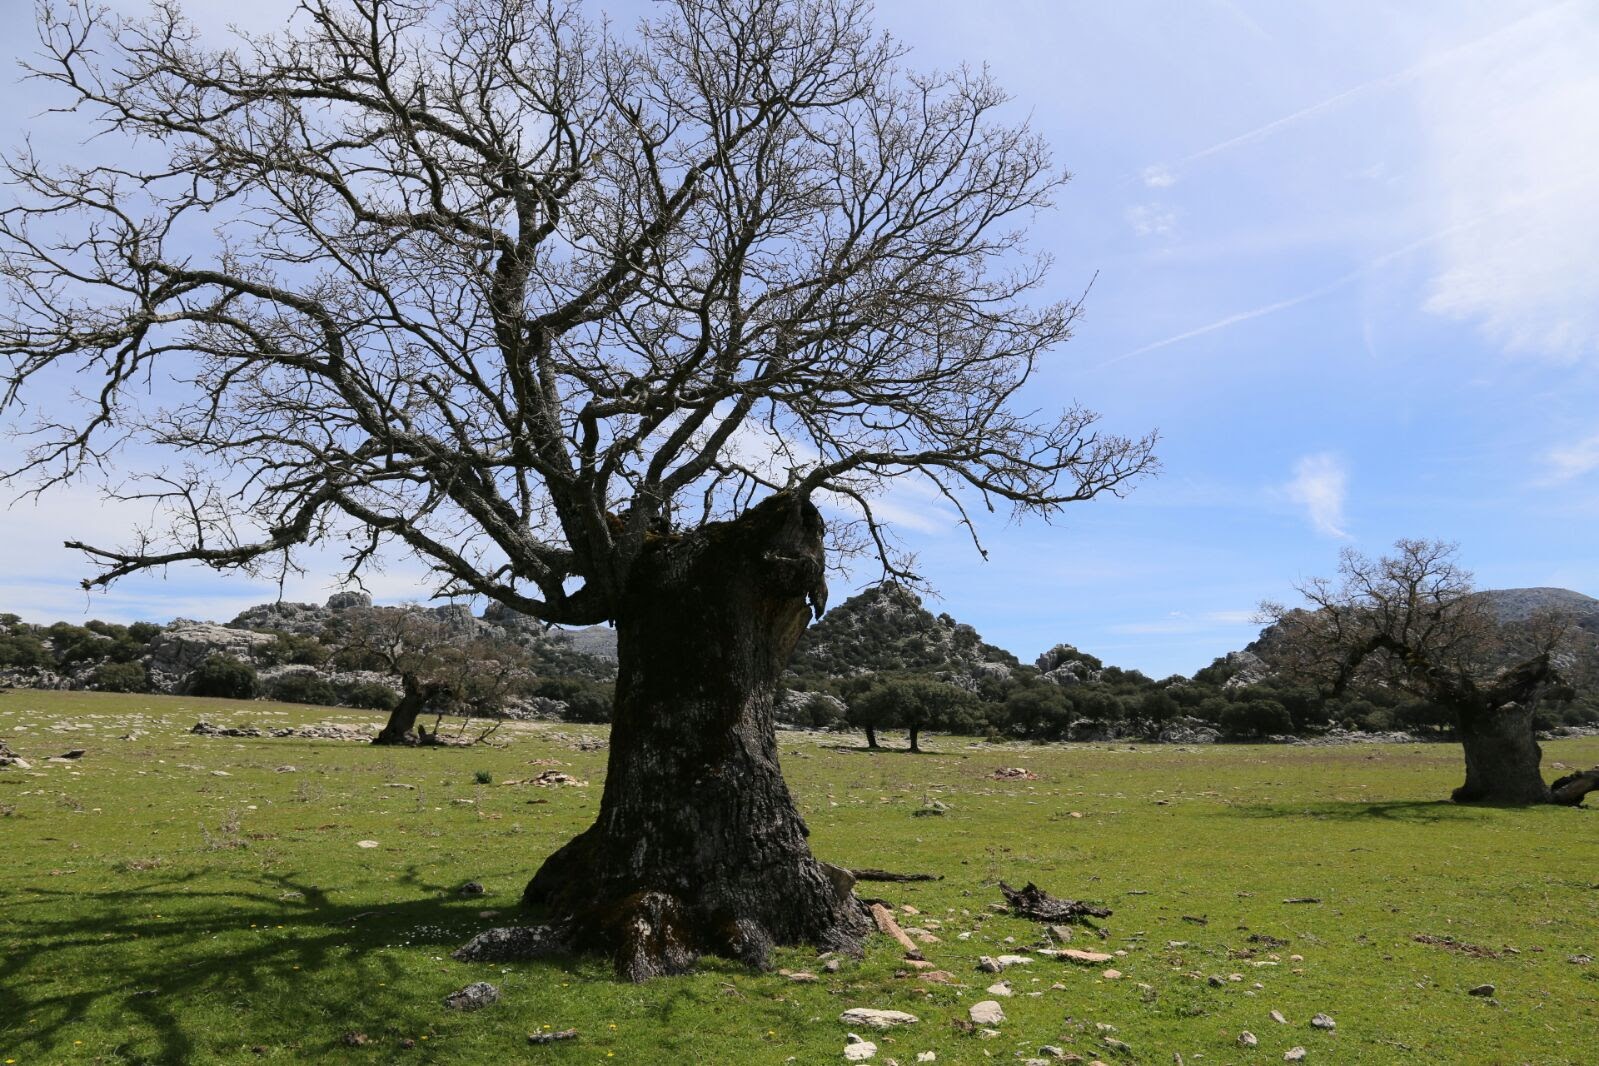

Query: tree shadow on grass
[1222,799,1482,823]
[0,864,561,1062]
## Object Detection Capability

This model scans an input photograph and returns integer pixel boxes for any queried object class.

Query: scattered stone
[986,981,1012,997]
[1238,1031,1258,1047]
[527,1029,578,1045]
[991,767,1038,780]
[968,1001,1006,1026]
[918,970,957,985]
[275,765,298,773]
[1468,984,1495,997]
[1569,954,1593,965]
[1102,969,1122,980]
[1282,898,1321,905]
[356,840,380,849]
[1061,949,1115,965]
[443,981,499,1011]
[452,924,568,962]
[530,769,588,787]
[458,881,486,897]
[341,1031,368,1047]
[917,1054,936,1063]
[1284,1048,1307,1062]
[785,971,818,983]
[1039,1047,1067,1059]
[211,770,231,777]
[386,783,417,790]
[844,1035,877,1062]
[1270,1010,1288,1024]
[824,958,843,973]
[1413,934,1499,959]
[978,956,1003,973]
[1102,1036,1132,1054]
[838,1009,919,1030]
[1310,1013,1335,1030]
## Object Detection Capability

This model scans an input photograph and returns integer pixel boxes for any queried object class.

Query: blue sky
[3,0,1597,677]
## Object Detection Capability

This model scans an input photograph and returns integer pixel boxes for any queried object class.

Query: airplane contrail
[1139,0,1576,181]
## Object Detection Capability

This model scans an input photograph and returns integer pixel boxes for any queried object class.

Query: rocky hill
[788,583,1019,690]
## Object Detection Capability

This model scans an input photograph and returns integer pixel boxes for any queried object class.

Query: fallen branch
[870,902,924,960]
[998,882,1111,923]
[1550,767,1599,806]
[851,868,943,883]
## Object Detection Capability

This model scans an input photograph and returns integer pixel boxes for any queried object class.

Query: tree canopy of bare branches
[1261,539,1596,805]
[2,0,1155,620]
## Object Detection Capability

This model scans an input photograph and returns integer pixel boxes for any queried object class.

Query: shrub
[186,654,259,700]
[89,661,148,693]
[535,677,614,724]
[265,671,338,706]
[473,769,492,785]
[339,681,400,711]
[1219,698,1294,739]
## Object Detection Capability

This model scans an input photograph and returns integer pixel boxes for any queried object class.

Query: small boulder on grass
[444,982,500,1011]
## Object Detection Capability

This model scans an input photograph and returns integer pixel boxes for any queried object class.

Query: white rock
[916,1054,936,1063]
[356,840,380,848]
[1270,1010,1288,1024]
[1310,1013,1335,1030]
[968,1000,1006,1025]
[1238,1031,1258,1047]
[838,1009,919,1030]
[845,1039,877,1061]
[1284,1048,1307,1061]
[986,981,1012,997]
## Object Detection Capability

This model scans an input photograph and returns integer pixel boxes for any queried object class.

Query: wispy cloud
[1284,453,1350,538]
[1545,432,1599,482]
[1126,203,1177,238]
[1416,4,1599,360]
[1141,165,1176,189]
[1109,609,1259,635]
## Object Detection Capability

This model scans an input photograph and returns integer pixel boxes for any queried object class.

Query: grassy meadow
[1,689,1596,1065]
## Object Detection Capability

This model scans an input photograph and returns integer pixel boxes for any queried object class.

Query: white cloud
[1284,453,1350,538]
[1141,165,1176,189]
[1545,432,1599,482]
[1126,203,1177,238]
[1416,4,1599,359]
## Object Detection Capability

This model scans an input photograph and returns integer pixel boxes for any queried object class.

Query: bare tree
[1,0,1156,978]
[324,607,528,744]
[1261,540,1599,806]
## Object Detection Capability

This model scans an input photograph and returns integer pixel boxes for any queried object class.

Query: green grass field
[2,690,1596,1065]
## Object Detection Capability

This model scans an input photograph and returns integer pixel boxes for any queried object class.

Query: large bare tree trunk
[1451,703,1552,805]
[373,675,425,746]
[517,496,867,980]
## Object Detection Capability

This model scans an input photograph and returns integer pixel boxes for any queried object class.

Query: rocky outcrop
[146,622,277,685]
[1035,644,1102,686]
[789,583,1019,687]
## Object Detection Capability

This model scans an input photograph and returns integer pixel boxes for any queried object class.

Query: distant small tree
[89,660,148,693]
[846,675,976,752]
[1218,697,1292,740]
[186,655,259,700]
[1262,539,1598,805]
[325,608,531,744]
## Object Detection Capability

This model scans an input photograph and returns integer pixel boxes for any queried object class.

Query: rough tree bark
[864,726,879,750]
[517,496,868,980]
[907,726,922,754]
[1451,702,1552,805]
[372,675,427,747]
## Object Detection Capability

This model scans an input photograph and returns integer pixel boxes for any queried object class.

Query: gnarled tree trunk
[1452,702,1552,805]
[373,675,426,746]
[516,496,867,979]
